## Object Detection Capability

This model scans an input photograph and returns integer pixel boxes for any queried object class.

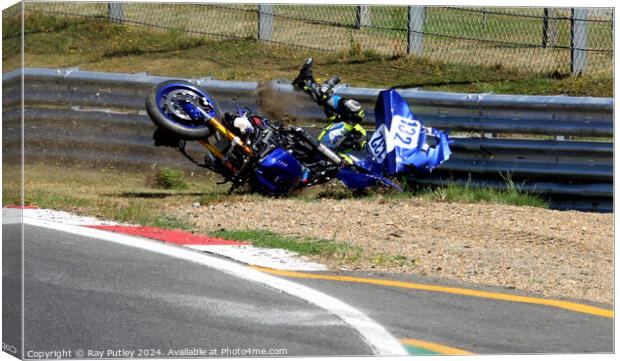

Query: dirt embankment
[173,198,613,304]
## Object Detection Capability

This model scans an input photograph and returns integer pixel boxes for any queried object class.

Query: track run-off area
[2,207,613,357]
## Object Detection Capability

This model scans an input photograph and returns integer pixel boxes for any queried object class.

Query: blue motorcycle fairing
[155,82,219,128]
[371,89,451,175]
[253,147,303,196]
[336,154,402,192]
[336,167,402,191]
[402,127,452,171]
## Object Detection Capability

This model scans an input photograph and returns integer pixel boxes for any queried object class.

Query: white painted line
[186,244,328,271]
[3,208,119,226]
[22,216,407,356]
[2,208,23,225]
[4,208,327,271]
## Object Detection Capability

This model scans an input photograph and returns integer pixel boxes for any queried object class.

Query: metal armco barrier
[2,68,614,212]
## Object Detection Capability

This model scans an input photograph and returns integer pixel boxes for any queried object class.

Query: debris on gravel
[172,197,613,304]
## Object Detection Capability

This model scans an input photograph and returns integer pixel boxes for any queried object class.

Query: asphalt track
[257,268,614,355]
[8,224,374,358]
[3,221,614,357]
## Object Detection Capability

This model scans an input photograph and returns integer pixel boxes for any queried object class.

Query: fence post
[407,6,425,56]
[258,4,274,41]
[355,6,371,28]
[542,8,558,48]
[570,8,588,76]
[108,3,124,24]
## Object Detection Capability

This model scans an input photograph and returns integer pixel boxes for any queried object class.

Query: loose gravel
[173,197,613,304]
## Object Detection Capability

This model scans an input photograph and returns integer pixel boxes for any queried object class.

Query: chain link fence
[16,2,615,77]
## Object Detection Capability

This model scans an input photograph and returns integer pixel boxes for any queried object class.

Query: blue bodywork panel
[336,165,402,191]
[368,89,452,175]
[253,148,303,196]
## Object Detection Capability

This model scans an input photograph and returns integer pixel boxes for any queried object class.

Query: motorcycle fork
[196,107,253,156]
[195,107,254,174]
[198,140,237,173]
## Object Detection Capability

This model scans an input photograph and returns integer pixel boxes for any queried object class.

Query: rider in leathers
[292,58,367,157]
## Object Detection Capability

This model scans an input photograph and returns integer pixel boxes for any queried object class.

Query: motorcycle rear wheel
[145,80,221,140]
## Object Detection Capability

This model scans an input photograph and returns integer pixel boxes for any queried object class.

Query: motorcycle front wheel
[145,80,221,140]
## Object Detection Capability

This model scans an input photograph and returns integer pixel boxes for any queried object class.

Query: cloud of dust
[255,81,305,124]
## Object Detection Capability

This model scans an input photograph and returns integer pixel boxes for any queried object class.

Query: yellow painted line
[400,338,475,355]
[250,266,613,319]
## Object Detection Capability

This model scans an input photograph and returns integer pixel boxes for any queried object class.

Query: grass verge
[412,183,549,208]
[3,13,612,97]
[2,163,550,273]
[3,163,548,241]
[211,229,362,261]
[7,189,193,231]
[210,228,418,267]
[300,178,549,209]
[2,164,207,230]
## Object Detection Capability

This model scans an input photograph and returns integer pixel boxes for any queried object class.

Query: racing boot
[292,57,315,91]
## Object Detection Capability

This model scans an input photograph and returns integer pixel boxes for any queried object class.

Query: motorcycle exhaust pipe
[291,127,343,166]
[317,143,343,166]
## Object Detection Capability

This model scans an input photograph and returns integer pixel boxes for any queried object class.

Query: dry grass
[2,163,221,229]
[176,197,613,304]
[2,12,612,96]
[14,3,612,77]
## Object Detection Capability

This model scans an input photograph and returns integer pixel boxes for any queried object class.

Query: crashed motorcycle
[145,65,452,196]
[145,80,400,196]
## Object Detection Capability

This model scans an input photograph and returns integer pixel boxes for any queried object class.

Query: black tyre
[145,80,220,140]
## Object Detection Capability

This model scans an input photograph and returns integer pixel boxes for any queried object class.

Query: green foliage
[371,253,418,267]
[99,201,190,230]
[347,31,362,56]
[304,175,547,208]
[414,175,549,208]
[3,12,75,39]
[212,229,419,267]
[5,187,191,230]
[1,190,20,207]
[21,190,90,209]
[148,215,192,230]
[156,168,189,190]
[211,229,362,261]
